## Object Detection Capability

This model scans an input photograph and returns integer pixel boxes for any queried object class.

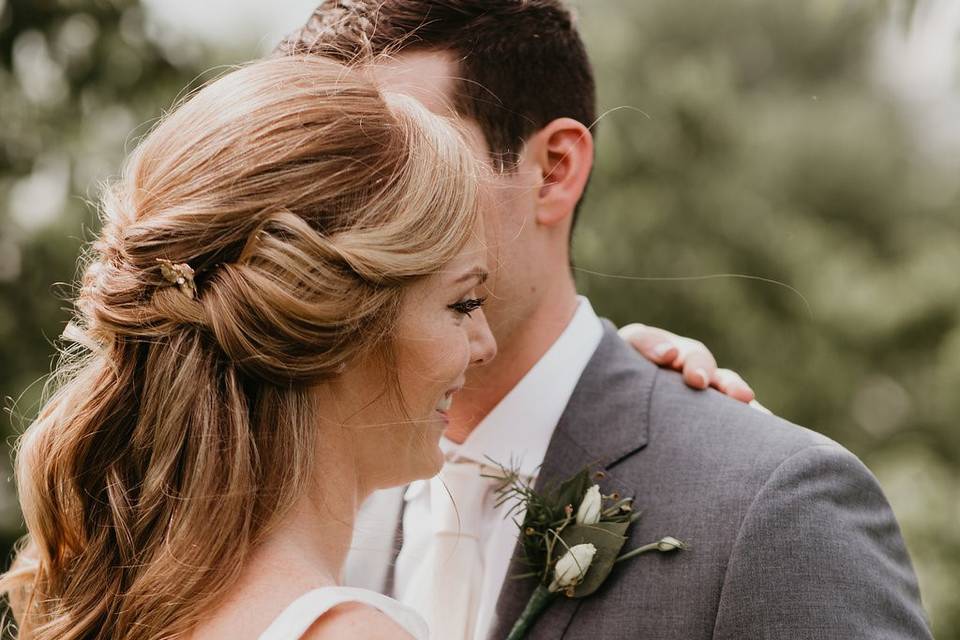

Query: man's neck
[444,279,580,444]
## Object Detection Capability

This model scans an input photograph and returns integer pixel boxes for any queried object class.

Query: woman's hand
[618,323,756,403]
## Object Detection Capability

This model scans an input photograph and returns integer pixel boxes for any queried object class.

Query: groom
[277,2,932,638]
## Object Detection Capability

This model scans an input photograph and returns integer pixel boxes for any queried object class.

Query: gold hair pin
[157,258,197,300]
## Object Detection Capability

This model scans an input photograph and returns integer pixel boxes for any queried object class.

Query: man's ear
[530,117,594,227]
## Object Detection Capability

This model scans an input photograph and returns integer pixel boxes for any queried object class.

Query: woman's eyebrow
[452,268,489,285]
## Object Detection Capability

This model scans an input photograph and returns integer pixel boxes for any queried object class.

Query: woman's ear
[530,117,594,227]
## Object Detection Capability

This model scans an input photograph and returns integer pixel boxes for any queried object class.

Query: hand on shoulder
[619,322,756,403]
[301,602,415,640]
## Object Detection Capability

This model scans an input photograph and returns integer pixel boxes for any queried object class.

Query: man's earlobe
[535,118,594,227]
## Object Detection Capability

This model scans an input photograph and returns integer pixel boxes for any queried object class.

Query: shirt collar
[441,296,604,479]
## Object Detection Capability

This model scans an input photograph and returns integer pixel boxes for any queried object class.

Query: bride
[1,55,492,639]
[0,54,739,639]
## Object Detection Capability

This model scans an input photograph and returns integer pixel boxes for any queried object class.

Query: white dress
[257,586,429,640]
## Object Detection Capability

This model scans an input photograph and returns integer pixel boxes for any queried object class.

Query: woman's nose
[469,310,497,367]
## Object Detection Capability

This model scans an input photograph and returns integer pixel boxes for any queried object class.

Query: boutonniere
[486,462,687,640]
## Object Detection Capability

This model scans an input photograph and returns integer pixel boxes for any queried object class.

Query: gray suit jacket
[487,322,932,639]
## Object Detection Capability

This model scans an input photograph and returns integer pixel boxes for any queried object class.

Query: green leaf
[559,521,631,598]
[551,467,592,513]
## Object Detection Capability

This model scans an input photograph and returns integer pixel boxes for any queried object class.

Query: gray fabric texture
[487,321,932,639]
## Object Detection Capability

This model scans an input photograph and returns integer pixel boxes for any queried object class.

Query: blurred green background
[1,0,957,636]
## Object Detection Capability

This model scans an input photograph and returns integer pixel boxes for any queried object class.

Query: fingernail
[694,368,709,388]
[652,343,674,359]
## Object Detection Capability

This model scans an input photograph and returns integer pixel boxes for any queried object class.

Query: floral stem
[614,541,661,563]
[505,584,559,640]
[615,536,688,563]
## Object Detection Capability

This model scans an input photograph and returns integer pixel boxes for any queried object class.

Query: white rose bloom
[550,543,597,591]
[575,484,602,525]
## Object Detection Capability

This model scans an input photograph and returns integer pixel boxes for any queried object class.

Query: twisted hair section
[1,55,482,639]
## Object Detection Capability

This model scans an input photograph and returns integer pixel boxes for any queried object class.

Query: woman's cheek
[436,332,465,376]
[430,326,471,384]
[452,326,473,375]
[403,328,460,390]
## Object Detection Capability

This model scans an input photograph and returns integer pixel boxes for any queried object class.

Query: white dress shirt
[345,296,604,640]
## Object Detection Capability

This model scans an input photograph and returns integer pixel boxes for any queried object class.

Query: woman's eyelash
[448,297,487,318]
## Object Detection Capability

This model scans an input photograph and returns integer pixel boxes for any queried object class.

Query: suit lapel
[487,321,656,639]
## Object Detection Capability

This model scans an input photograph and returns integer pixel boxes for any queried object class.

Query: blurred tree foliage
[0,0,957,637]
[574,1,960,635]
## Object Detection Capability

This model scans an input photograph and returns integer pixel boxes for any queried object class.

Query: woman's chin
[428,425,448,472]
[429,447,446,476]
[407,444,445,482]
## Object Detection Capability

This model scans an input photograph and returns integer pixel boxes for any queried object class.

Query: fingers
[712,368,756,404]
[679,345,716,391]
[617,323,757,404]
[618,323,716,389]
[617,323,680,366]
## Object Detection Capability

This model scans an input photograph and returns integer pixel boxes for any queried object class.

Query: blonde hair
[1,55,481,639]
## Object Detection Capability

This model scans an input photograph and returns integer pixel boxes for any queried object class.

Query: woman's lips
[434,387,461,424]
[435,394,454,413]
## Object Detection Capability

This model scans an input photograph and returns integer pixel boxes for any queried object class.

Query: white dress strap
[257,586,429,640]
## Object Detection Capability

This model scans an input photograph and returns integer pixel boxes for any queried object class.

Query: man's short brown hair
[276,0,596,171]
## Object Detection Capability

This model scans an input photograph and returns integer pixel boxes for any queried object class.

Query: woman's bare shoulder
[300,601,416,639]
